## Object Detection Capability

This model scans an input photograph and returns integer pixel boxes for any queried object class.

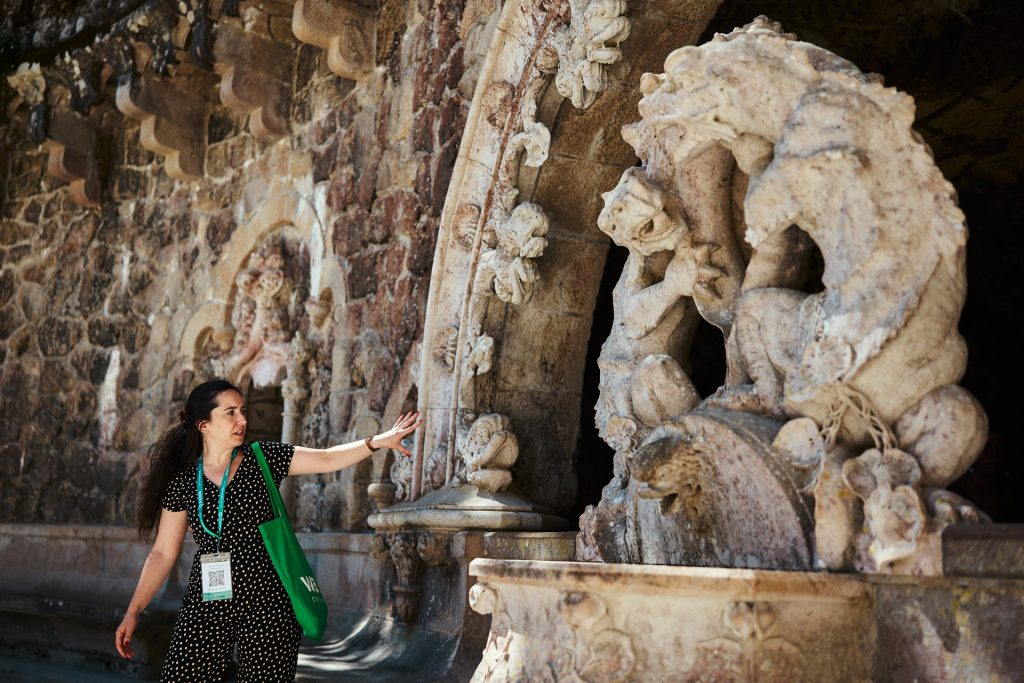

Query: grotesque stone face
[597,168,687,256]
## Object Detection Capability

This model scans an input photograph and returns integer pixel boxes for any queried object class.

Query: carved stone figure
[554,0,631,109]
[458,413,519,493]
[209,235,310,388]
[582,17,990,574]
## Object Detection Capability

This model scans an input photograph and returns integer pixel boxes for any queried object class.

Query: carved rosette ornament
[683,602,804,683]
[582,17,990,574]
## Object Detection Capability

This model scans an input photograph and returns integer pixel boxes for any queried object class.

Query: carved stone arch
[179,192,324,385]
[180,302,232,366]
[210,192,321,294]
[408,0,725,511]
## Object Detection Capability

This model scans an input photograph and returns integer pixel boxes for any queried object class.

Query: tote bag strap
[251,442,286,520]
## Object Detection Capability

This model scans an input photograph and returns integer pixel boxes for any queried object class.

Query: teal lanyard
[196,448,239,552]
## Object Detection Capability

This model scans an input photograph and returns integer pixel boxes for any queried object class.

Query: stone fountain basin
[468,558,1024,682]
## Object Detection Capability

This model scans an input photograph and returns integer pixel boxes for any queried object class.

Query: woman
[115,378,421,681]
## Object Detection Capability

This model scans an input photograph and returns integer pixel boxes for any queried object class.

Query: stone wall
[0,0,497,531]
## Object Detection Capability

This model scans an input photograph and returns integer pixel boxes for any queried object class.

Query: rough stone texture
[0,0,482,531]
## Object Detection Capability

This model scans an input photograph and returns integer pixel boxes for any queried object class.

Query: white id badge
[200,552,233,601]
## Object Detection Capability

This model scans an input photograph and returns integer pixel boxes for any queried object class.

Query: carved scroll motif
[559,592,636,683]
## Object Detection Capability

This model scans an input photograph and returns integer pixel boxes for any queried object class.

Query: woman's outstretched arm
[288,411,423,476]
[115,508,188,660]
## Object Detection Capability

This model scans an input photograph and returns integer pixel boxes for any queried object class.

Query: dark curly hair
[136,379,242,540]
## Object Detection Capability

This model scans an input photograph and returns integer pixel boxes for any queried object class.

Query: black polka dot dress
[159,441,302,682]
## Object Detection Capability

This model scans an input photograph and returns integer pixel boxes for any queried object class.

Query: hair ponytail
[136,378,241,540]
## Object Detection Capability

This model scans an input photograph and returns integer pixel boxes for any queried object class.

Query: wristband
[365,436,379,452]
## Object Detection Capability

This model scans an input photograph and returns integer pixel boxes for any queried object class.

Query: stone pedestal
[468,550,1024,682]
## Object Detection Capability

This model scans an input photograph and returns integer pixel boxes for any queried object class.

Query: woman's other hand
[371,411,423,456]
[115,610,138,660]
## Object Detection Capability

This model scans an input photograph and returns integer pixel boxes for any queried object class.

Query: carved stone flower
[842,447,926,569]
[485,202,550,305]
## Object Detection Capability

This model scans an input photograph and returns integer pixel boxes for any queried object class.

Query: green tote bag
[252,441,328,640]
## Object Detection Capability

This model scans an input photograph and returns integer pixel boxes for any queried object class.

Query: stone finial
[292,0,376,81]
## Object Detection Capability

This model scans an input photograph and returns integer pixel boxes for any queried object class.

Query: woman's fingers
[393,411,419,430]
[400,418,424,436]
[116,626,134,660]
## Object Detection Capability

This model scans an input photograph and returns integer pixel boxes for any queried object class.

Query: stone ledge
[470,558,873,601]
[942,522,1024,578]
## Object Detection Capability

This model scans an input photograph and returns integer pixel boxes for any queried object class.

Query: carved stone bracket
[211,22,293,139]
[116,72,207,179]
[416,531,453,566]
[554,0,632,109]
[42,109,104,208]
[371,531,455,623]
[292,0,376,81]
[7,65,104,207]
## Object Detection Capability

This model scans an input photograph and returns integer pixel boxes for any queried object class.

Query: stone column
[280,332,311,513]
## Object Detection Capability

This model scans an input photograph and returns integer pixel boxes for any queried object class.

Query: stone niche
[196,232,310,388]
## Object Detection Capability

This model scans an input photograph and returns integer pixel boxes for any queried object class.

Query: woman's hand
[115,611,138,660]
[371,411,423,456]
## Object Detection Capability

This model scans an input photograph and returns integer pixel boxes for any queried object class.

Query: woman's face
[199,390,247,449]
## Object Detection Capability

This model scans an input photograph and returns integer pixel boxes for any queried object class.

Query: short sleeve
[255,441,295,488]
[160,465,190,512]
